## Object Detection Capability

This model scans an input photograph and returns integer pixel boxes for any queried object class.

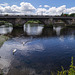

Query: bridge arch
[0,15,74,28]
[25,19,42,24]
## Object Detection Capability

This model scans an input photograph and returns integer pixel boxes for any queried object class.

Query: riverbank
[0,35,9,47]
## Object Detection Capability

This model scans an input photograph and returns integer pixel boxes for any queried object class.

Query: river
[0,24,75,75]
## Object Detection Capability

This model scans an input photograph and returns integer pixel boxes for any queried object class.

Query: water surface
[0,24,75,75]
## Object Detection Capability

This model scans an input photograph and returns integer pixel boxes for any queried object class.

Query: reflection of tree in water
[11,28,24,37]
[3,26,75,38]
[60,27,75,36]
[8,27,57,38]
[8,28,28,37]
[41,27,56,37]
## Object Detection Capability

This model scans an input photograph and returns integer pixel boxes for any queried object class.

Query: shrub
[57,57,75,75]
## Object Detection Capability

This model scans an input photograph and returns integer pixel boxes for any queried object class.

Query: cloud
[36,8,47,15]
[20,2,35,12]
[56,5,66,15]
[0,2,36,15]
[39,5,42,7]
[0,2,75,15]
[11,5,20,13]
[44,5,50,8]
[0,3,8,6]
[66,7,75,14]
[47,7,57,15]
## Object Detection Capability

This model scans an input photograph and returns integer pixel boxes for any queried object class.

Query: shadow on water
[0,24,75,75]
[41,27,56,37]
[9,24,56,38]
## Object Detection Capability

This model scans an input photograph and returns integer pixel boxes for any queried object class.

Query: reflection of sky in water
[70,34,74,40]
[0,26,13,34]
[53,26,62,36]
[0,37,44,74]
[24,24,43,35]
[59,36,65,42]
[1,36,75,74]
[1,25,75,75]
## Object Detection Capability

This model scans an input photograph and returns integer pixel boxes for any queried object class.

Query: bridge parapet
[0,15,75,19]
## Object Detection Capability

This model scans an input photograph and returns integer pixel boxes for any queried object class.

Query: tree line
[61,13,75,17]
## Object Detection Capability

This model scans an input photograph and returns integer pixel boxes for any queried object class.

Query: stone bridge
[0,15,75,27]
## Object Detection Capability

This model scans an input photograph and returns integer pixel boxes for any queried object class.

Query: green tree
[69,13,75,17]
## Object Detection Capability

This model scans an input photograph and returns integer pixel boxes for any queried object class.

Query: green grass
[0,35,9,75]
[0,21,12,26]
[26,20,41,24]
[0,69,3,75]
[0,35,9,47]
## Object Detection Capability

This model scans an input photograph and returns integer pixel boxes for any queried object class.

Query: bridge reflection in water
[0,24,74,37]
[0,24,75,75]
[24,24,43,35]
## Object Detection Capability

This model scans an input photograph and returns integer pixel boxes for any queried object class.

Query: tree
[69,13,75,17]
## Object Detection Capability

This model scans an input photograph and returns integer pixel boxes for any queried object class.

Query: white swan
[22,37,33,46]
[13,49,17,55]
[22,41,29,46]
[22,42,25,46]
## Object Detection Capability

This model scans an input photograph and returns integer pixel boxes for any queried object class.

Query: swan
[22,40,32,46]
[22,37,33,46]
[13,49,17,55]
[22,42,25,46]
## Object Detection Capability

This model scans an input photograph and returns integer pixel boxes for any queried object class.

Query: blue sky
[0,0,75,15]
[0,0,75,8]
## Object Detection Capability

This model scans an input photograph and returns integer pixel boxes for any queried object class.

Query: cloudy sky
[0,0,75,15]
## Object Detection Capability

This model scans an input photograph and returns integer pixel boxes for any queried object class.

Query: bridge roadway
[0,15,75,19]
[0,15,75,27]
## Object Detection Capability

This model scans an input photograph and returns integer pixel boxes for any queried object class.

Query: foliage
[61,13,69,16]
[69,13,75,17]
[44,24,53,28]
[57,57,75,75]
[0,21,9,26]
[26,20,41,24]
[0,35,9,47]
[61,13,75,17]
[4,14,8,16]
[0,69,3,75]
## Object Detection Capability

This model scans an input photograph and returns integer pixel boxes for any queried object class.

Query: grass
[0,35,9,47]
[0,69,3,75]
[0,21,12,27]
[0,35,9,75]
[26,20,41,24]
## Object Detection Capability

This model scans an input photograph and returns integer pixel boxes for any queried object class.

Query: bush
[57,57,75,75]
